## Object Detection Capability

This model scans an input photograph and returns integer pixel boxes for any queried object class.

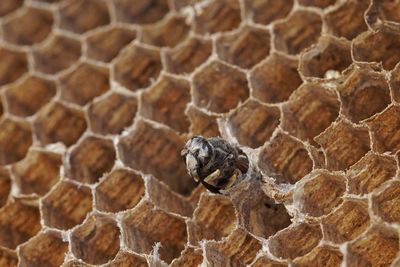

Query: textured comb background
[0,0,399,266]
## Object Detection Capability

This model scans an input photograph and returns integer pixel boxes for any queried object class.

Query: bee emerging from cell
[181,136,249,194]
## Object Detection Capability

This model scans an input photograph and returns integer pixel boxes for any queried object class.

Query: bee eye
[180,148,188,161]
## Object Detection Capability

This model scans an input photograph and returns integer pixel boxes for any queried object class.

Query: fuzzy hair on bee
[181,136,249,194]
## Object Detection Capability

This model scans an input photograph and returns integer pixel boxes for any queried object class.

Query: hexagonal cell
[298,0,337,8]
[194,0,241,34]
[113,44,162,91]
[268,223,322,260]
[229,180,292,239]
[12,150,62,196]
[140,75,190,133]
[294,171,345,217]
[366,105,400,154]
[0,247,18,267]
[32,35,81,74]
[315,120,370,171]
[140,76,190,129]
[192,61,249,113]
[282,84,340,146]
[299,35,352,78]
[33,102,87,147]
[141,16,189,48]
[292,245,342,267]
[204,229,261,266]
[372,181,400,223]
[258,132,313,185]
[390,63,400,103]
[71,215,120,265]
[187,194,236,245]
[322,199,370,243]
[243,0,293,25]
[122,201,187,263]
[5,75,56,117]
[347,152,397,195]
[146,176,194,217]
[0,48,28,86]
[346,225,399,267]
[170,247,202,267]
[18,231,68,267]
[337,67,391,123]
[88,93,137,135]
[251,255,287,267]
[223,99,280,148]
[86,27,136,63]
[216,26,270,69]
[118,119,196,195]
[41,181,92,230]
[114,0,169,24]
[353,26,400,70]
[66,136,115,184]
[95,169,144,213]
[2,7,53,46]
[164,37,212,75]
[59,63,109,106]
[103,250,148,267]
[273,10,322,55]
[0,198,41,249]
[250,53,302,104]
[0,169,11,207]
[59,0,110,34]
[0,118,32,165]
[367,0,400,26]
[324,0,369,40]
[0,0,23,16]
[186,104,220,138]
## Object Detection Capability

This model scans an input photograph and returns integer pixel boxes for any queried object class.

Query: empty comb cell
[346,225,399,266]
[41,181,92,230]
[59,0,110,34]
[324,0,369,40]
[32,35,81,74]
[273,10,322,55]
[192,61,249,113]
[204,229,261,266]
[322,199,370,243]
[268,223,322,260]
[187,194,237,245]
[19,231,68,267]
[95,169,145,213]
[71,215,120,265]
[0,198,41,249]
[2,7,53,46]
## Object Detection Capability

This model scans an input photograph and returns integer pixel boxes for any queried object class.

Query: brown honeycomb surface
[0,0,399,266]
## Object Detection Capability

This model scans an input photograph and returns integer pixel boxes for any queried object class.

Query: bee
[181,136,249,194]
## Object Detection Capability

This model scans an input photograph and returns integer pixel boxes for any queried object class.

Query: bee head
[181,136,213,181]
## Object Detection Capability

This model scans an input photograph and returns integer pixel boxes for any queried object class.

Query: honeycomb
[0,0,399,266]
